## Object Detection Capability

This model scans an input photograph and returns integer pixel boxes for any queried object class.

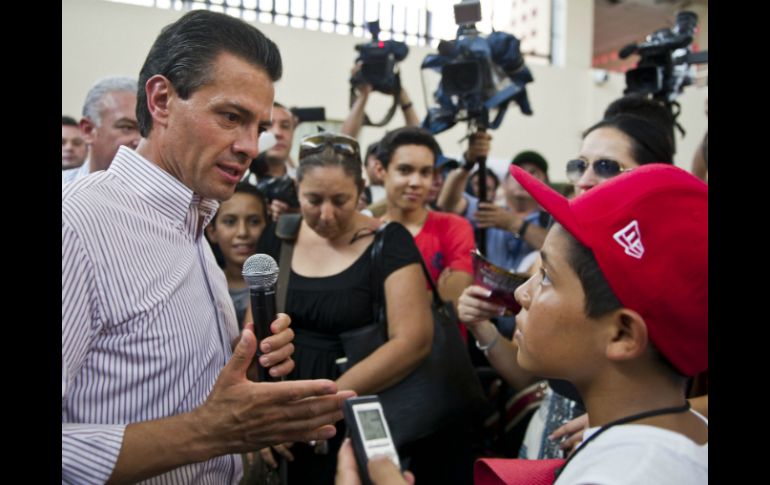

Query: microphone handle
[250,287,279,382]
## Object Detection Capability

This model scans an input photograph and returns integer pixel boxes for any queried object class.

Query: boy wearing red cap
[336,163,707,484]
[488,164,708,485]
[503,163,708,483]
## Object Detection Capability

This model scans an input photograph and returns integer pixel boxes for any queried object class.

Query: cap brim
[509,165,579,239]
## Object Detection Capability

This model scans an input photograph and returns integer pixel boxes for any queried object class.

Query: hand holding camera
[350,62,374,97]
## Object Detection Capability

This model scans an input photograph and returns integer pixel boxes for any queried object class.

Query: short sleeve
[441,214,475,275]
[380,222,424,280]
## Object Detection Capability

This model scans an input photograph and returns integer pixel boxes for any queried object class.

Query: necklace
[554,401,692,480]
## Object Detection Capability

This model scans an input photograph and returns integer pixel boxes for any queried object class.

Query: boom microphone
[242,253,280,382]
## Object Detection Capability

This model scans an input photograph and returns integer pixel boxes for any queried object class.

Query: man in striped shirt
[62,11,354,484]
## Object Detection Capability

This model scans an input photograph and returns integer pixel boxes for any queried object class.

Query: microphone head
[259,131,277,154]
[242,253,279,289]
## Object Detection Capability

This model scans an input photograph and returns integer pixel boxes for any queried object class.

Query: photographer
[250,102,301,222]
[437,142,549,271]
[341,63,421,139]
[342,62,421,219]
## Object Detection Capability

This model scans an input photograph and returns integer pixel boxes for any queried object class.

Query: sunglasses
[565,158,625,183]
[299,133,361,161]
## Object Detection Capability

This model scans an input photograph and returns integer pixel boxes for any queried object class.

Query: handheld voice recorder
[343,396,401,485]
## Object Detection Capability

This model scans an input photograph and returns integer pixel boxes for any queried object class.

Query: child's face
[208,192,267,269]
[513,224,604,380]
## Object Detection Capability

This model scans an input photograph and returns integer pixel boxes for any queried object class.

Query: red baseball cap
[509,163,707,376]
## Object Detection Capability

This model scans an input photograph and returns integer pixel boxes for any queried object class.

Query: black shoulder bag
[339,224,489,448]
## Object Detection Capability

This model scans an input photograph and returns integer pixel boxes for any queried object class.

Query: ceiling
[593,0,707,71]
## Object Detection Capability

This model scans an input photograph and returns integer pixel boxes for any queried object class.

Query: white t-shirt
[555,411,708,485]
[369,184,386,205]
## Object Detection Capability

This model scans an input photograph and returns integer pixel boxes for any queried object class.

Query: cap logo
[613,220,644,259]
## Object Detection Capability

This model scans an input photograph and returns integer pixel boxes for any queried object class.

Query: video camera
[421,0,534,134]
[351,21,408,95]
[256,174,299,210]
[620,11,707,103]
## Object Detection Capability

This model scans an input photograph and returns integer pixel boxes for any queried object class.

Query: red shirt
[414,211,475,341]
[414,211,475,282]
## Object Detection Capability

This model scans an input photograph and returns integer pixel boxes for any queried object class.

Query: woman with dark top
[252,132,433,484]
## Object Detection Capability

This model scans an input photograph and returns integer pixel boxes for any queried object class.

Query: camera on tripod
[421,0,534,134]
[620,11,707,103]
[351,20,408,95]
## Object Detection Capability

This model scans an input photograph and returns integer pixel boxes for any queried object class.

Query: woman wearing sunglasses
[257,132,433,485]
[568,113,674,196]
[458,111,675,462]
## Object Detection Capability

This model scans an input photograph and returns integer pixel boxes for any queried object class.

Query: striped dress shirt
[62,146,241,484]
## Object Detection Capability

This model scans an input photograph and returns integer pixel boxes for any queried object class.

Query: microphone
[242,253,280,382]
[243,132,277,184]
[259,130,277,153]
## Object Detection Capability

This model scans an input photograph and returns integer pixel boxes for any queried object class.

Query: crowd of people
[63,9,707,485]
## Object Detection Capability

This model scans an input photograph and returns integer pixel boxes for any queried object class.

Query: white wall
[63,0,707,182]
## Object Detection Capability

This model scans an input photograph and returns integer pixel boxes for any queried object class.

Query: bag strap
[276,213,302,240]
[276,214,302,314]
[370,224,388,325]
[370,223,446,326]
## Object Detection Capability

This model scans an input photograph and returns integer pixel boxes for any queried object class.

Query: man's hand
[335,438,414,485]
[351,63,373,97]
[464,132,492,164]
[473,202,521,232]
[231,313,295,381]
[259,443,295,469]
[269,199,290,222]
[193,328,356,454]
[245,313,295,380]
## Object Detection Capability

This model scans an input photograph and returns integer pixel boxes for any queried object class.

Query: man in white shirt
[62,10,353,484]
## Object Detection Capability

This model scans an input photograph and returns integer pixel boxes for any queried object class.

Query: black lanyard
[554,401,692,481]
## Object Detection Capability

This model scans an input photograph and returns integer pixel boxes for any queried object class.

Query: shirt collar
[108,146,220,226]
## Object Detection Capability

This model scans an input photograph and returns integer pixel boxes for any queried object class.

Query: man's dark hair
[560,225,685,378]
[366,141,380,159]
[511,150,549,180]
[583,114,674,166]
[62,115,78,127]
[468,168,500,195]
[137,10,283,137]
[376,127,441,169]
